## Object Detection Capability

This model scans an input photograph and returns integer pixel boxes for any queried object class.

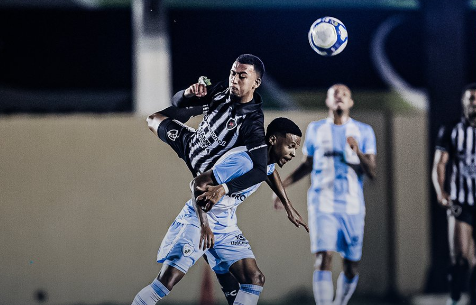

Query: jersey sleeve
[212,152,253,185]
[223,113,268,194]
[435,125,451,152]
[172,81,227,108]
[302,123,315,157]
[361,125,377,155]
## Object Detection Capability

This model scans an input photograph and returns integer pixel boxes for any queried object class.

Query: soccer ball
[308,17,348,56]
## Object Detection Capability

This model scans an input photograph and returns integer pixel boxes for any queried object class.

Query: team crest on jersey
[167,129,179,141]
[182,244,194,257]
[226,118,237,130]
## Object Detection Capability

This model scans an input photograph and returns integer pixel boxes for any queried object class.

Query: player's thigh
[309,212,339,254]
[156,222,206,274]
[157,118,195,163]
[450,204,475,259]
[205,230,255,275]
[337,213,365,262]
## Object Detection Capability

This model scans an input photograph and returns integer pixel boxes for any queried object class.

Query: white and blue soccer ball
[308,17,348,56]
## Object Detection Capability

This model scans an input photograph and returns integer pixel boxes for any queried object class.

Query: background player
[131,117,308,305]
[432,83,476,305]
[274,84,376,305]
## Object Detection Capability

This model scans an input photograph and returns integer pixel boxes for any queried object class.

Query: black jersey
[172,81,267,193]
[436,118,476,206]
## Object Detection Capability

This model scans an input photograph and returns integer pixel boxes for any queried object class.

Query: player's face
[269,133,301,168]
[462,89,476,126]
[229,61,261,101]
[325,84,354,113]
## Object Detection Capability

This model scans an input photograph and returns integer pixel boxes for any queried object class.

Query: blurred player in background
[131,117,308,305]
[274,84,376,305]
[432,83,476,305]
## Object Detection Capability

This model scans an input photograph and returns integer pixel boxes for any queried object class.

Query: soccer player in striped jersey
[147,54,268,204]
[432,83,476,305]
[131,117,308,305]
[274,84,377,305]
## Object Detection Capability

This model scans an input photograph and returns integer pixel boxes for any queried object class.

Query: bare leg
[131,264,185,305]
[448,218,472,302]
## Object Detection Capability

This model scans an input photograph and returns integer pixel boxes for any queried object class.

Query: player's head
[462,83,476,125]
[325,84,354,115]
[229,54,264,101]
[266,117,302,167]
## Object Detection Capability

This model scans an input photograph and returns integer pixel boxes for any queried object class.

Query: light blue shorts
[309,212,365,261]
[157,221,255,274]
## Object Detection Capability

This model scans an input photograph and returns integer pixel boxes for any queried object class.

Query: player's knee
[245,270,265,286]
[315,251,333,270]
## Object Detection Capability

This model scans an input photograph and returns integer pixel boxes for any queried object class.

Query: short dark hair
[462,83,476,98]
[265,117,302,141]
[236,54,265,79]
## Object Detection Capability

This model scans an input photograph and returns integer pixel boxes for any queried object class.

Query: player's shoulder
[307,119,329,128]
[214,146,253,170]
[350,118,373,130]
[439,119,464,131]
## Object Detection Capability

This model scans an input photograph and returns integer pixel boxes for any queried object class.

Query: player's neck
[232,92,254,104]
[329,110,350,125]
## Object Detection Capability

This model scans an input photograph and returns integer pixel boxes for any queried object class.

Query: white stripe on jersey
[315,122,335,213]
[466,125,474,205]
[344,122,362,214]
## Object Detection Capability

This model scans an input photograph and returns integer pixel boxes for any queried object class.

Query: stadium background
[0,1,474,304]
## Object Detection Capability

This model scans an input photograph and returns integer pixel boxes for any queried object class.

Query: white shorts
[309,212,365,261]
[157,221,255,274]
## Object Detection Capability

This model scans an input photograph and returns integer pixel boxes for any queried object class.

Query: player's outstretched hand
[272,193,284,210]
[199,225,214,250]
[285,205,309,233]
[196,185,226,209]
[184,83,207,98]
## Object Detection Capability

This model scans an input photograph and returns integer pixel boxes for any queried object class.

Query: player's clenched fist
[184,83,207,98]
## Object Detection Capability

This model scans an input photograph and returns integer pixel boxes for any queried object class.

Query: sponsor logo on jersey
[182,244,194,257]
[226,118,237,130]
[167,129,179,141]
[231,234,249,246]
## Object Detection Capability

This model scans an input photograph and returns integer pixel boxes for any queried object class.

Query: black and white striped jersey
[172,81,268,193]
[436,118,476,206]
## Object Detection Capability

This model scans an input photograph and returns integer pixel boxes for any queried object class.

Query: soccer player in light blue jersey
[275,84,377,305]
[131,117,308,305]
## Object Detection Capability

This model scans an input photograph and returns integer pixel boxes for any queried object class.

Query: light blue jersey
[303,118,376,215]
[175,146,275,233]
[157,146,275,274]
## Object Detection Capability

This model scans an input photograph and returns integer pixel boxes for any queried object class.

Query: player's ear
[349,98,354,108]
[268,135,276,145]
[253,77,261,89]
